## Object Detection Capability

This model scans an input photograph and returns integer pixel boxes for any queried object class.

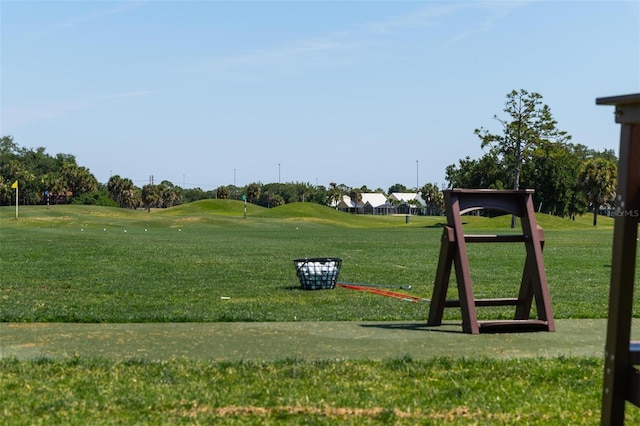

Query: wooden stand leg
[428,227,455,326]
[597,93,640,425]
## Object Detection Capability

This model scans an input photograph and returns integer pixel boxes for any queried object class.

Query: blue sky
[2,1,639,191]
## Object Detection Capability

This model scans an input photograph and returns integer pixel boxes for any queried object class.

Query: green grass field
[0,201,620,322]
[1,201,634,424]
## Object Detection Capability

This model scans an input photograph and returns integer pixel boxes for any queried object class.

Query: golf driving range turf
[1,201,637,424]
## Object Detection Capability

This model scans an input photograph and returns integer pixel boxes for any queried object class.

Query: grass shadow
[359,322,465,334]
[281,285,305,291]
[422,221,472,229]
[423,222,446,229]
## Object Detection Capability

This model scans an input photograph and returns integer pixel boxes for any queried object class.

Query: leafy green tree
[71,188,118,207]
[0,137,100,205]
[5,159,37,204]
[407,198,422,215]
[445,153,507,190]
[62,163,98,198]
[246,183,261,203]
[295,182,315,203]
[130,187,142,209]
[309,185,329,205]
[328,182,343,209]
[216,186,230,199]
[157,180,182,208]
[521,141,583,216]
[226,185,242,200]
[270,193,285,207]
[387,183,408,194]
[348,188,363,213]
[475,89,571,193]
[40,172,66,204]
[578,158,617,226]
[470,90,571,226]
[107,175,138,208]
[0,135,19,157]
[419,183,445,215]
[182,187,210,203]
[142,184,161,212]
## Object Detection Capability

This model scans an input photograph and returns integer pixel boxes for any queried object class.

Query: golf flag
[11,180,18,219]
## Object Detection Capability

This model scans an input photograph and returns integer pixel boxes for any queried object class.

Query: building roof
[390,192,428,205]
[333,193,391,208]
[360,193,389,208]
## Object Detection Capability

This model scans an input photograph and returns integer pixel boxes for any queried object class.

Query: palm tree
[142,184,161,212]
[216,186,230,199]
[246,183,261,203]
[348,188,363,214]
[328,182,343,209]
[108,175,137,208]
[40,172,66,204]
[578,158,617,226]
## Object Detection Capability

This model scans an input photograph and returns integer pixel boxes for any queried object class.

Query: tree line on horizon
[0,136,446,214]
[0,89,619,225]
[0,137,444,214]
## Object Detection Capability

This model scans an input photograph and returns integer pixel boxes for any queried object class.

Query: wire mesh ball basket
[293,257,342,290]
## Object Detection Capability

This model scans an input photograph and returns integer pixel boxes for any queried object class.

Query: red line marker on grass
[336,283,429,303]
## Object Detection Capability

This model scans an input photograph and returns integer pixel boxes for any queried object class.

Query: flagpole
[11,180,18,219]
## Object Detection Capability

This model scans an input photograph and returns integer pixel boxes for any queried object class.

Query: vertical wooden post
[597,93,640,425]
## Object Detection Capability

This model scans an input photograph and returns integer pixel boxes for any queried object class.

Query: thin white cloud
[176,1,527,79]
[361,2,469,35]
[2,90,153,130]
[2,100,90,130]
[361,1,528,49]
[33,1,146,36]
[441,1,529,49]
[225,37,355,67]
[92,90,155,101]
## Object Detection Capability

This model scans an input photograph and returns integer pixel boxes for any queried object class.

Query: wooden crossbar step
[464,234,528,243]
[442,228,545,245]
[476,319,551,333]
[443,297,521,308]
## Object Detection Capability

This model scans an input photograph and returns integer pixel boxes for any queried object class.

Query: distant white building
[390,192,428,215]
[332,193,395,215]
[331,192,440,215]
